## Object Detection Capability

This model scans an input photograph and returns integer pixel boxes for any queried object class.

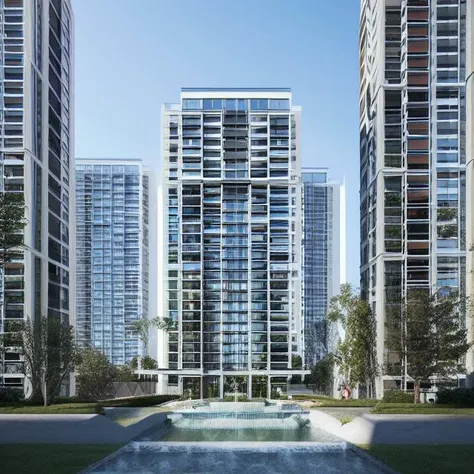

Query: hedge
[436,388,474,407]
[382,390,414,404]
[289,394,333,401]
[0,388,24,405]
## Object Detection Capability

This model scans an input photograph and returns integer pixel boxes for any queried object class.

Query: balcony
[223,139,248,149]
[223,129,248,138]
[224,151,247,160]
[223,115,247,125]
[407,72,429,87]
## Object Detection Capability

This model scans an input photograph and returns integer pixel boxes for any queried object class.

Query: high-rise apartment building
[0,0,74,394]
[75,159,152,365]
[359,0,473,395]
[160,88,305,398]
[302,169,345,366]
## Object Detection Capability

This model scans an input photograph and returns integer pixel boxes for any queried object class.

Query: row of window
[182,98,290,111]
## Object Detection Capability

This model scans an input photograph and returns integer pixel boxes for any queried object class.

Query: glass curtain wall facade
[75,159,149,365]
[359,0,471,395]
[0,0,74,395]
[302,169,344,366]
[161,88,303,399]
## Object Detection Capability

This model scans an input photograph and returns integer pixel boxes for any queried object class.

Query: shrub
[99,394,180,408]
[382,390,414,404]
[291,394,332,401]
[223,395,249,402]
[317,399,378,407]
[0,388,24,404]
[340,416,353,425]
[437,388,474,407]
[115,364,138,382]
[371,402,466,414]
[76,348,117,401]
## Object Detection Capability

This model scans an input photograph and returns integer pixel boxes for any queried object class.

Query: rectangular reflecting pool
[87,443,389,474]
[140,425,342,443]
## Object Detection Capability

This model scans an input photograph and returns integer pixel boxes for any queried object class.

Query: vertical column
[219,375,224,399]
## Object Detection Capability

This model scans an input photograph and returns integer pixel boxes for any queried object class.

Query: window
[224,99,237,110]
[183,99,201,110]
[203,99,222,110]
[250,99,269,110]
[269,99,289,110]
[237,99,247,110]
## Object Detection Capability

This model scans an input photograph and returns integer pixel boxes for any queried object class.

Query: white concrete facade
[0,0,75,395]
[159,88,306,398]
[359,0,472,395]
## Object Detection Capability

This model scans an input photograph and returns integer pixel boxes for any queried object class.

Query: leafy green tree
[0,192,27,267]
[0,192,27,381]
[127,317,177,353]
[130,355,158,371]
[115,364,137,382]
[292,354,302,369]
[76,348,117,401]
[17,316,76,406]
[310,354,334,396]
[393,289,472,403]
[328,283,378,397]
[127,319,150,353]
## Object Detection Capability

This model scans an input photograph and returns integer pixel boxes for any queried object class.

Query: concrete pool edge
[128,440,348,451]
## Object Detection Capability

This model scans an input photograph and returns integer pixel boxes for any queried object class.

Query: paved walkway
[288,384,314,395]
[317,407,371,420]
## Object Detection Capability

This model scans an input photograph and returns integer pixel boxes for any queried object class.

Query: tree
[0,193,27,385]
[327,283,378,397]
[115,364,137,382]
[0,192,27,267]
[76,348,117,401]
[17,316,76,406]
[310,354,334,396]
[292,354,302,369]
[127,319,150,353]
[393,289,472,403]
[130,355,158,371]
[127,317,177,353]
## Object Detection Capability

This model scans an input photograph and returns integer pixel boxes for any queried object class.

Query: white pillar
[219,375,224,399]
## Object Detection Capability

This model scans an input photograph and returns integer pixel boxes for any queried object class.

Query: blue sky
[73,0,361,285]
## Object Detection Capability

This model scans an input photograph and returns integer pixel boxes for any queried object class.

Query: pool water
[140,425,342,443]
[87,444,389,474]
[86,403,389,474]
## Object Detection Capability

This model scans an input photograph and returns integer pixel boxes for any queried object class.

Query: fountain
[85,400,389,473]
[167,401,310,430]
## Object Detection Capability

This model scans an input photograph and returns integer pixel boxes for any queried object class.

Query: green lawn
[0,444,121,474]
[311,399,378,408]
[370,403,474,415]
[361,445,474,474]
[0,403,100,415]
